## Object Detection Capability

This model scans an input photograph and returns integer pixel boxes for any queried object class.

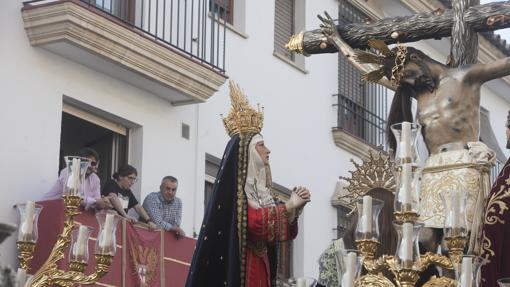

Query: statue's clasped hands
[285,186,311,220]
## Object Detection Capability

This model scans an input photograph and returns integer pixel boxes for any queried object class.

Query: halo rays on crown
[222,81,264,137]
[339,151,396,209]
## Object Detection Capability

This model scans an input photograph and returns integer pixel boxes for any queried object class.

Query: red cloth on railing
[126,222,161,287]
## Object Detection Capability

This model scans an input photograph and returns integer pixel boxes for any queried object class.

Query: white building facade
[1,0,510,282]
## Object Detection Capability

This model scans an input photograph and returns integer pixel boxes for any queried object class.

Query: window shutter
[274,0,295,61]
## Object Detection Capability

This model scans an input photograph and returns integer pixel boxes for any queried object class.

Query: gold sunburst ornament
[339,151,396,209]
[221,81,264,137]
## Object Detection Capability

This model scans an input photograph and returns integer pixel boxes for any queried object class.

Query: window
[210,0,234,24]
[87,0,136,24]
[335,204,352,239]
[205,154,294,282]
[60,103,128,185]
[335,1,388,148]
[273,0,305,69]
[274,0,295,61]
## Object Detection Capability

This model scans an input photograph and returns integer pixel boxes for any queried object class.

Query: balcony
[22,0,228,105]
[332,93,388,159]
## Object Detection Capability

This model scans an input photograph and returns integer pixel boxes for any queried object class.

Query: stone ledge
[332,127,381,160]
[22,1,228,104]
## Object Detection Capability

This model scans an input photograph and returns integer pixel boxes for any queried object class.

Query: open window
[60,103,128,185]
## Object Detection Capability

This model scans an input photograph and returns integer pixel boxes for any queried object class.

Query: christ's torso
[416,70,480,154]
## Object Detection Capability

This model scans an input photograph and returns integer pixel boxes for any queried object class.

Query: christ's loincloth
[419,142,494,239]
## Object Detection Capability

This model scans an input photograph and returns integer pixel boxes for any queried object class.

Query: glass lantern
[390,122,421,166]
[440,190,468,238]
[334,249,361,287]
[355,197,384,241]
[16,201,43,243]
[69,225,93,263]
[394,222,423,269]
[95,211,121,256]
[63,156,91,197]
[455,255,484,287]
[394,163,422,214]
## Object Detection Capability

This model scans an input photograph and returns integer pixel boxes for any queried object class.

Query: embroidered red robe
[245,204,298,287]
[481,158,510,287]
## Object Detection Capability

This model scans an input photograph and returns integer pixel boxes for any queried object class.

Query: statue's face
[255,141,271,165]
[399,53,436,92]
[399,56,423,86]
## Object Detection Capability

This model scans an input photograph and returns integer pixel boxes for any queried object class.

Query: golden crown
[222,81,264,137]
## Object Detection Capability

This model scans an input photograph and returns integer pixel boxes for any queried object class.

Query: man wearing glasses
[42,147,113,210]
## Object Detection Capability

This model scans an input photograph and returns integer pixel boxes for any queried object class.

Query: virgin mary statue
[185,81,310,287]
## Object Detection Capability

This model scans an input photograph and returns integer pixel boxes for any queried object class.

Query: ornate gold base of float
[17,241,36,270]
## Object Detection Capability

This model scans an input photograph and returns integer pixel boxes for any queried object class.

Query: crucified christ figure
[318,11,510,254]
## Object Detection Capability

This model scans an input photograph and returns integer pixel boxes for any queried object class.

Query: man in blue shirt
[143,176,185,238]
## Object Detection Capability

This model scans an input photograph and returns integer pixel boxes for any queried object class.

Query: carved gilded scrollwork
[422,276,456,287]
[419,252,453,271]
[358,274,396,287]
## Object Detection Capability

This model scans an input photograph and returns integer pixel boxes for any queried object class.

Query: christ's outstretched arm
[465,57,510,84]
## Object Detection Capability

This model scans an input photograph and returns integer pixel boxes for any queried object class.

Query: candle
[73,225,88,259]
[341,272,354,287]
[401,223,413,262]
[345,252,356,274]
[361,195,373,234]
[451,191,461,229]
[460,257,473,287]
[400,121,412,159]
[66,158,81,195]
[100,213,115,250]
[296,277,306,287]
[400,163,412,206]
[20,201,35,239]
[15,268,26,287]
[340,251,357,287]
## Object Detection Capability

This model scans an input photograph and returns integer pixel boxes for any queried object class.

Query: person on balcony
[102,164,157,229]
[185,81,311,287]
[143,176,185,238]
[42,147,112,211]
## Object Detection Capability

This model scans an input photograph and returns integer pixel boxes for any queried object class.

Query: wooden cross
[289,1,510,67]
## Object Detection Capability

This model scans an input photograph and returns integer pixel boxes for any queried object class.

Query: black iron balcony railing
[87,0,227,72]
[333,93,388,148]
[24,0,227,72]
